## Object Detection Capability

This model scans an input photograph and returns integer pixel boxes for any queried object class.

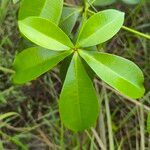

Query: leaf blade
[76,9,124,47]
[59,52,99,131]
[59,7,81,35]
[13,47,72,84]
[122,0,140,5]
[18,17,74,51]
[79,50,145,99]
[19,0,63,24]
[0,112,19,121]
[93,0,116,6]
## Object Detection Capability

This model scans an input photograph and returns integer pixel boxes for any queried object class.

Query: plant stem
[0,66,15,74]
[139,106,145,150]
[104,87,115,150]
[60,123,64,150]
[85,130,99,150]
[37,129,57,149]
[122,26,150,40]
[91,128,106,150]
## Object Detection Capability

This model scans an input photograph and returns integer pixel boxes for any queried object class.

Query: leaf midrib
[74,56,83,127]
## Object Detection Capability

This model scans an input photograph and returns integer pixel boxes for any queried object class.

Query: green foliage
[60,54,73,83]
[19,0,63,24]
[13,47,72,84]
[93,0,140,6]
[59,7,81,35]
[18,17,74,51]
[0,112,19,120]
[59,53,99,131]
[122,0,140,5]
[0,0,9,23]
[76,9,124,47]
[93,0,116,6]
[79,50,145,98]
[13,0,145,131]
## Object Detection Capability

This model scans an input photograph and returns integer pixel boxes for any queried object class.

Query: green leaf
[60,54,73,83]
[13,47,72,84]
[10,137,28,150]
[59,7,81,35]
[81,58,95,80]
[79,50,145,99]
[18,17,74,51]
[93,0,116,6]
[0,112,19,120]
[76,9,124,47]
[122,0,140,5]
[19,0,63,24]
[59,52,99,131]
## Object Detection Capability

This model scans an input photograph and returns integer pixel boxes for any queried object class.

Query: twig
[37,129,58,150]
[91,128,106,150]
[0,66,15,74]
[122,26,150,40]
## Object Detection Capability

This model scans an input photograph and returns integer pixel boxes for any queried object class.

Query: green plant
[92,0,140,6]
[0,0,9,23]
[13,0,145,131]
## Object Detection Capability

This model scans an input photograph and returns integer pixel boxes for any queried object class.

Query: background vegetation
[0,0,150,149]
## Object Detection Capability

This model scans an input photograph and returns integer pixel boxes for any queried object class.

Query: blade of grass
[0,112,19,121]
[104,86,115,150]
[136,127,139,150]
[0,66,15,74]
[139,106,145,150]
[85,130,99,150]
[94,82,107,147]
[0,131,28,150]
[117,92,150,130]
[60,123,64,150]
